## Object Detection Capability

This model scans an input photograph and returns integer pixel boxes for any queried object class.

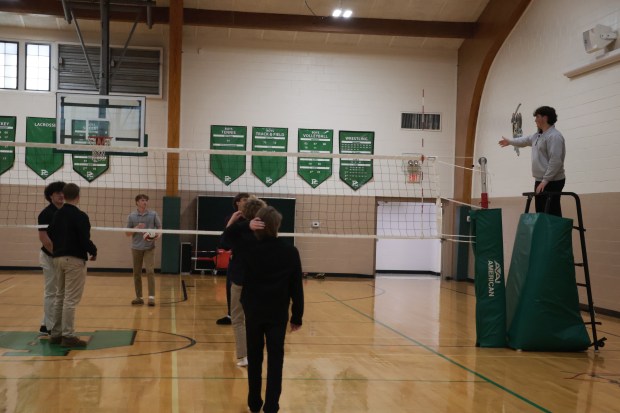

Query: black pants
[534,179,565,217]
[246,318,287,413]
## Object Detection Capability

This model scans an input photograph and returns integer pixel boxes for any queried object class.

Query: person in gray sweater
[499,106,566,216]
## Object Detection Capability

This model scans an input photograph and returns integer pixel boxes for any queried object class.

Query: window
[26,43,51,91]
[0,41,18,89]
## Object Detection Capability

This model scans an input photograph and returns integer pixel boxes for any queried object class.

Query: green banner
[252,127,288,187]
[71,119,110,182]
[210,125,247,185]
[0,116,16,176]
[26,117,63,180]
[339,131,374,190]
[298,129,333,188]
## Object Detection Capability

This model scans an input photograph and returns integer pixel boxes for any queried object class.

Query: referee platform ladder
[523,191,607,351]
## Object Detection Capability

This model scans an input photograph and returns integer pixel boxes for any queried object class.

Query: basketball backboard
[56,92,146,153]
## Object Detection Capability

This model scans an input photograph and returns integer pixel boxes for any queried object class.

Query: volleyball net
[0,141,447,240]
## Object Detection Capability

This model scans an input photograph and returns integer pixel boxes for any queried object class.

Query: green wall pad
[161,196,181,274]
[470,208,506,348]
[506,213,590,351]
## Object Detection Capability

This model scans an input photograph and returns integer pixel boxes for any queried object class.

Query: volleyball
[143,231,157,241]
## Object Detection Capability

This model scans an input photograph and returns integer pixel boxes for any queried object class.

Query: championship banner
[25,117,63,180]
[210,125,247,185]
[0,116,16,176]
[71,119,110,182]
[339,131,374,190]
[252,127,288,187]
[298,129,333,188]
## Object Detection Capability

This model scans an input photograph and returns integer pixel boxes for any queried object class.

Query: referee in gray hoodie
[499,106,566,217]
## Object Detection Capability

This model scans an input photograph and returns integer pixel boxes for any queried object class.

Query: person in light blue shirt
[126,194,162,306]
[499,106,566,216]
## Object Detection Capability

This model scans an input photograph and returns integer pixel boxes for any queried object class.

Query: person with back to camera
[221,196,267,367]
[47,183,97,347]
[37,181,65,336]
[126,194,162,306]
[499,106,566,217]
[241,206,304,413]
[216,192,249,325]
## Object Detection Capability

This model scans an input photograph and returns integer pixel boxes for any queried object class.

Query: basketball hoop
[87,136,112,161]
[403,154,425,184]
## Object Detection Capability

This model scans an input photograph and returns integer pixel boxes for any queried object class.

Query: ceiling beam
[0,1,476,39]
[184,10,476,39]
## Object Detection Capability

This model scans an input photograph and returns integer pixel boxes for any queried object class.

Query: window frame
[0,40,19,90]
[25,42,52,92]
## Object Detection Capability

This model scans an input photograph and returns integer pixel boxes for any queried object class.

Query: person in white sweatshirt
[499,106,566,217]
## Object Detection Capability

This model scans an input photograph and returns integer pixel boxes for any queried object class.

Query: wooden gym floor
[0,272,618,412]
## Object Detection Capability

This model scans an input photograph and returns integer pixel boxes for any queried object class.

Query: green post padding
[470,208,506,347]
[506,213,590,351]
[161,196,181,274]
[454,206,471,280]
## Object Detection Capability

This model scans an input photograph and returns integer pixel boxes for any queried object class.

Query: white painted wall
[181,30,458,198]
[1,24,461,197]
[474,0,620,198]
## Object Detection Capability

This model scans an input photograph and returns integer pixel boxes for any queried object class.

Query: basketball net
[403,154,425,184]
[87,136,112,161]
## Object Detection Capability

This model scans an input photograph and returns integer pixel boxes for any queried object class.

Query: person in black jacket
[48,183,97,348]
[216,192,249,325]
[222,196,266,367]
[241,206,304,413]
[37,181,65,335]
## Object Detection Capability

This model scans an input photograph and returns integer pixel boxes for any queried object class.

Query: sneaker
[216,315,232,325]
[61,336,88,347]
[236,356,248,367]
[39,325,50,335]
[148,297,155,307]
[49,335,62,344]
[131,297,144,305]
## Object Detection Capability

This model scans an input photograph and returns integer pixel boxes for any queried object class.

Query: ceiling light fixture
[332,8,352,18]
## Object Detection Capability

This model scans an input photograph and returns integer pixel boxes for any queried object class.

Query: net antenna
[404,153,425,184]
[87,135,113,161]
[479,157,489,208]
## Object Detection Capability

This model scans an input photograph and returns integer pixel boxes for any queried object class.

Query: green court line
[326,292,552,413]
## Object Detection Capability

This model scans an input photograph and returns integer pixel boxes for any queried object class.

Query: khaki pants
[231,282,247,359]
[51,256,87,338]
[39,251,58,330]
[132,248,155,298]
